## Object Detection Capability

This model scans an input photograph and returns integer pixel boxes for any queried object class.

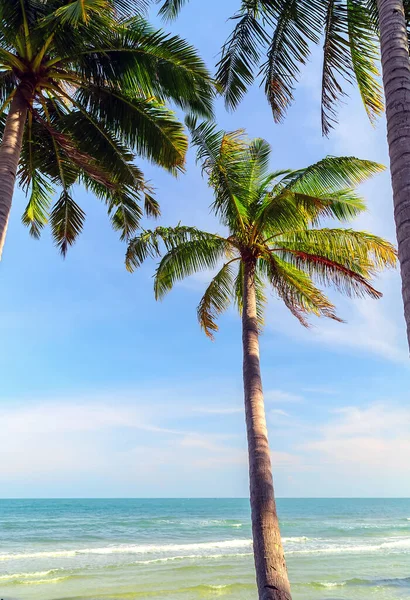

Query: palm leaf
[187,118,249,231]
[263,253,343,325]
[75,87,188,172]
[347,0,383,126]
[217,10,268,110]
[50,189,86,256]
[272,247,382,298]
[197,261,238,339]
[275,228,397,270]
[21,172,53,238]
[321,0,352,135]
[154,236,231,299]
[157,0,188,20]
[261,0,324,121]
[126,225,227,271]
[283,156,384,195]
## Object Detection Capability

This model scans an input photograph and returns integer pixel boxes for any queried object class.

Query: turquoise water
[1,498,410,599]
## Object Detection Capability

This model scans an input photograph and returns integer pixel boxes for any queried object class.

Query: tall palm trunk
[242,260,292,600]
[0,87,29,258]
[377,0,410,347]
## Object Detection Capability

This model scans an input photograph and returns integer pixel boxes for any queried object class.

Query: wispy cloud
[270,409,290,417]
[193,406,243,415]
[265,390,303,403]
[303,386,338,395]
[298,403,410,494]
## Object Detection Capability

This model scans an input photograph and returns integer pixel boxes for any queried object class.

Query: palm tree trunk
[242,260,292,600]
[0,87,29,258]
[377,0,410,348]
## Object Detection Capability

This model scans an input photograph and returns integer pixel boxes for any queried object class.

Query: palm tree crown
[0,0,213,254]
[126,120,396,335]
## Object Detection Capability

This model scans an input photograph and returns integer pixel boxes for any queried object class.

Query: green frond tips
[125,225,230,273]
[50,190,86,256]
[154,236,231,300]
[319,0,382,135]
[197,261,237,339]
[21,173,53,238]
[264,254,344,326]
[216,10,267,110]
[282,157,385,207]
[157,0,188,20]
[347,0,384,128]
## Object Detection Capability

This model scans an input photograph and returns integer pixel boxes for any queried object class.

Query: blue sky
[1,0,410,498]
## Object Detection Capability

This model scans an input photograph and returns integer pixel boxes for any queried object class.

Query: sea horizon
[2,496,410,500]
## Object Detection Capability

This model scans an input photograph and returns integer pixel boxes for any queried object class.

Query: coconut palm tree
[156,0,410,349]
[0,0,213,256]
[126,121,397,600]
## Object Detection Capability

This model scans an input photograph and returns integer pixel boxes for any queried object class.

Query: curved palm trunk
[377,0,410,348]
[242,260,292,600]
[0,88,29,258]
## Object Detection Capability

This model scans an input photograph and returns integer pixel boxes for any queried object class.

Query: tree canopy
[126,122,396,337]
[0,0,214,253]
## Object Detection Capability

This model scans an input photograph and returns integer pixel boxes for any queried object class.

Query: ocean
[1,498,410,599]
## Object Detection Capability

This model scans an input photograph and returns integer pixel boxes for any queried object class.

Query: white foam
[0,550,76,561]
[3,535,409,563]
[0,539,253,561]
[19,576,67,585]
[83,539,253,555]
[134,552,253,565]
[0,570,55,580]
[287,537,410,556]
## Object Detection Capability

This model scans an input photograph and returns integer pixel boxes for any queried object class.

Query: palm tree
[155,0,410,349]
[126,121,397,600]
[0,0,213,256]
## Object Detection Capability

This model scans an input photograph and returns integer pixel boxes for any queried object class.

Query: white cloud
[270,409,290,417]
[311,282,408,363]
[1,402,183,436]
[193,406,243,415]
[265,390,303,403]
[303,386,338,395]
[0,399,247,493]
[301,403,410,482]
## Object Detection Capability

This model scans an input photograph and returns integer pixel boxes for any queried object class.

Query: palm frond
[272,247,382,299]
[75,87,188,172]
[274,188,367,226]
[347,0,383,126]
[197,261,238,339]
[107,191,144,241]
[187,118,249,231]
[261,0,324,121]
[263,253,343,325]
[283,156,384,195]
[157,0,188,20]
[321,0,352,135]
[50,189,86,256]
[275,228,397,270]
[126,225,227,271]
[21,172,53,238]
[144,192,161,218]
[46,0,111,27]
[154,236,232,299]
